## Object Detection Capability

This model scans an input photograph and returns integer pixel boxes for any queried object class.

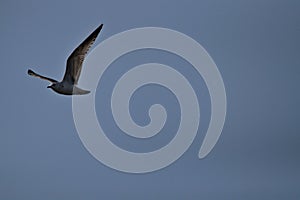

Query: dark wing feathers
[63,24,103,84]
[28,69,58,83]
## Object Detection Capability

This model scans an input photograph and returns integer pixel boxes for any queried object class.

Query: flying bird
[28,24,103,95]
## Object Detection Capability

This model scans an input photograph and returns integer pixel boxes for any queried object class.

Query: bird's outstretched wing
[63,24,103,85]
[28,69,58,83]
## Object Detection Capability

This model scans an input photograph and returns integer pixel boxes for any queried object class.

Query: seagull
[28,24,103,95]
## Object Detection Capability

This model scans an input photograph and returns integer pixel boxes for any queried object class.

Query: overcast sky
[0,0,299,199]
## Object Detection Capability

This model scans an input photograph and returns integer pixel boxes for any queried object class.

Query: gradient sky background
[1,0,299,199]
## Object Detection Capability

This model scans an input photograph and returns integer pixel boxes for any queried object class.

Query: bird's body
[48,82,90,95]
[28,24,103,95]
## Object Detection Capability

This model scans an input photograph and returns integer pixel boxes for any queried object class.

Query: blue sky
[1,0,300,199]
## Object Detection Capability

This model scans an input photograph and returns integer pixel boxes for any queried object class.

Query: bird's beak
[47,86,51,88]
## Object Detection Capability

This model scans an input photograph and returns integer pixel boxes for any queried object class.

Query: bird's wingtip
[28,69,34,75]
[98,24,103,31]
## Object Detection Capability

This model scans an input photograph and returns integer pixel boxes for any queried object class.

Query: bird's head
[47,83,56,89]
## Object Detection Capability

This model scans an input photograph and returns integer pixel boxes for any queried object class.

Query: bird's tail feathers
[73,86,90,95]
